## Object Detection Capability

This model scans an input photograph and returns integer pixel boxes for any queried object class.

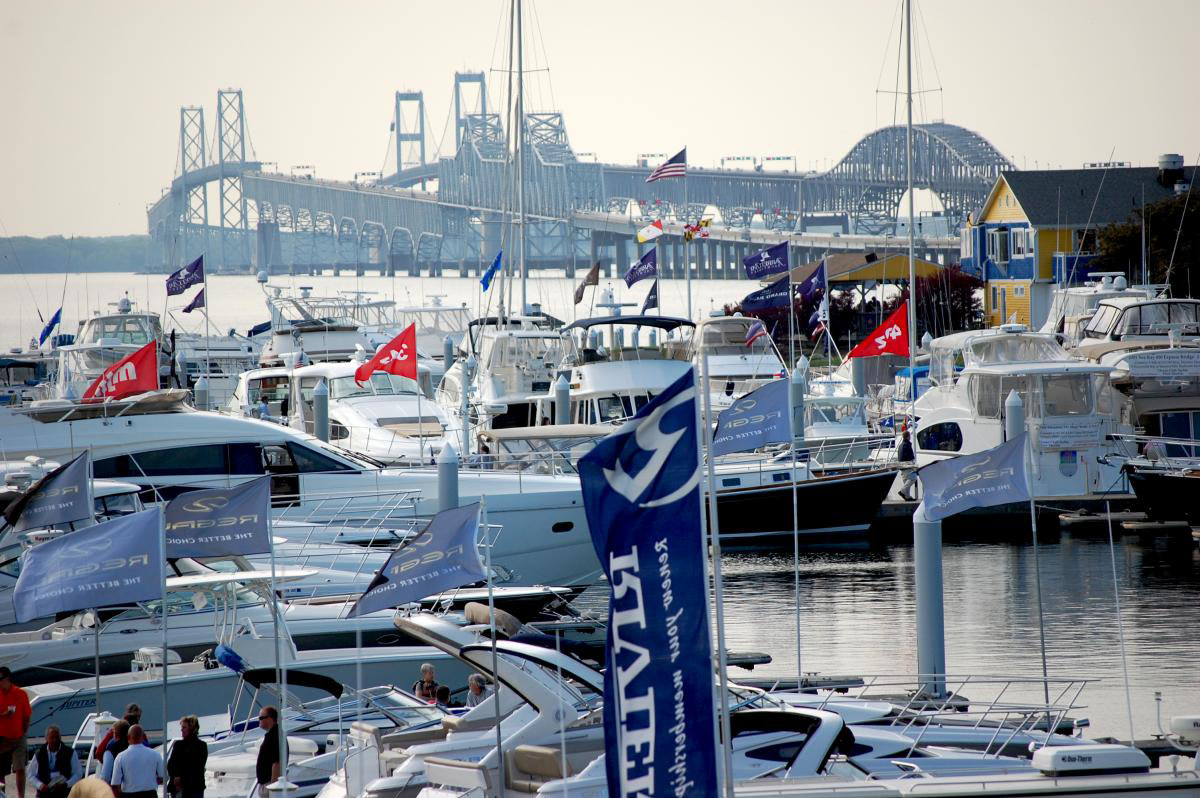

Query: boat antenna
[1065,146,1116,287]
[1163,149,1198,291]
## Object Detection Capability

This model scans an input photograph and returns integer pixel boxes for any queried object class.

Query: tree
[1093,192,1200,296]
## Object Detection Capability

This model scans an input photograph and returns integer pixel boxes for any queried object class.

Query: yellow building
[960,158,1195,327]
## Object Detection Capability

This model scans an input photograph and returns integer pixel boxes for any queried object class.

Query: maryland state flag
[848,301,909,358]
[82,340,159,402]
[683,218,711,242]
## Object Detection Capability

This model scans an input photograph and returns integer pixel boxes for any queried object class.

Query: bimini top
[241,668,344,698]
[562,315,693,333]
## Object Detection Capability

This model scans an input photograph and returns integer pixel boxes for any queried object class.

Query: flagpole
[201,256,211,380]
[698,355,734,798]
[268,515,291,798]
[1024,435,1052,720]
[482,497,505,796]
[904,0,918,402]
[93,608,102,725]
[684,167,692,320]
[158,504,168,783]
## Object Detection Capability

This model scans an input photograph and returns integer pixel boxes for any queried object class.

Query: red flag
[82,340,159,402]
[355,324,417,385]
[848,301,910,358]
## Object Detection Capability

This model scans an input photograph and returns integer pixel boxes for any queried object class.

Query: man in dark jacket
[166,716,206,798]
[254,707,284,798]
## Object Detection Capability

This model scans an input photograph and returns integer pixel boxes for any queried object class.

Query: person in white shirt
[29,726,80,798]
[109,726,162,798]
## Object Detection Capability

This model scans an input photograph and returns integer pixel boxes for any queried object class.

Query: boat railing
[273,487,421,530]
[1104,432,1200,461]
[794,673,1097,756]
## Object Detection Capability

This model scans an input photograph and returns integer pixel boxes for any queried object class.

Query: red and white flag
[848,301,909,359]
[82,340,159,402]
[355,323,417,384]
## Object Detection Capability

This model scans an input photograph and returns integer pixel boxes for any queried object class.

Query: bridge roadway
[233,170,958,279]
[148,107,1006,277]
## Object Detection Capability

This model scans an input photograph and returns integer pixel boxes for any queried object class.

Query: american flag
[744,320,768,346]
[646,147,687,183]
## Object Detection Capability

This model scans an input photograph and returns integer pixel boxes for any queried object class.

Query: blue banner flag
[3,452,91,534]
[641,279,659,314]
[348,502,486,617]
[743,241,790,280]
[741,277,791,313]
[13,508,163,623]
[166,255,205,297]
[711,378,791,456]
[577,370,718,798]
[623,248,657,288]
[917,433,1030,521]
[480,250,503,292]
[38,307,63,346]
[182,288,205,314]
[164,477,272,558]
[797,257,826,303]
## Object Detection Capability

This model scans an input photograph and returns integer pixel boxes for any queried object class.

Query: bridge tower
[178,106,208,268]
[217,89,251,271]
[453,71,487,147]
[394,91,426,187]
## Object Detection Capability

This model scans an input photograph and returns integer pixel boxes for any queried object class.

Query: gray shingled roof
[1000,166,1197,228]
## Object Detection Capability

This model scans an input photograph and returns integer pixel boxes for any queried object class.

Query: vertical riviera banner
[578,370,718,798]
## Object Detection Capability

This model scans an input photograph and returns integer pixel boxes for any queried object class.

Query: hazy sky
[2,0,1198,238]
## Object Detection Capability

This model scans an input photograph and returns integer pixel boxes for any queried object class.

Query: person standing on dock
[108,726,163,798]
[254,708,284,798]
[897,429,918,501]
[0,666,32,798]
[166,716,206,798]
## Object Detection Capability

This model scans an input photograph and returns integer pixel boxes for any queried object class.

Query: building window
[961,230,973,260]
[988,229,1009,264]
[1026,228,1036,256]
[1011,228,1027,258]
[991,285,999,309]
[1014,285,1027,297]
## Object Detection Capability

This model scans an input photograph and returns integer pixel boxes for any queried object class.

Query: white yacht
[1039,273,1155,347]
[258,285,374,367]
[0,392,601,587]
[689,315,786,410]
[531,315,694,426]
[437,319,571,438]
[228,363,448,465]
[913,326,1132,500]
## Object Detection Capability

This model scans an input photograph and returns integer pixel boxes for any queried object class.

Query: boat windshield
[293,686,443,730]
[328,373,420,399]
[806,399,866,426]
[964,334,1068,366]
[78,314,161,346]
[492,435,601,473]
[697,320,774,356]
[1113,302,1200,336]
[480,334,574,369]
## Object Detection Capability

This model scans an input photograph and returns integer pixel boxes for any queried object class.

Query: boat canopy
[241,667,344,698]
[562,315,693,333]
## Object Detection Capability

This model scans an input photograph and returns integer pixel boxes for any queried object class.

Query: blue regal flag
[742,241,790,280]
[3,451,92,534]
[641,279,659,314]
[348,503,486,617]
[166,255,205,297]
[917,433,1030,521]
[797,257,826,303]
[623,248,657,288]
[741,276,791,313]
[711,378,791,456]
[12,508,163,624]
[164,477,272,558]
[38,307,62,346]
[578,370,718,798]
[182,288,205,314]
[480,250,503,291]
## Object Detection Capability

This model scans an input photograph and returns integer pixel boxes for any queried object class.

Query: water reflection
[714,533,1200,739]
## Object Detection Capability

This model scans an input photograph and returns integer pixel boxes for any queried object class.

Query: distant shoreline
[0,234,154,274]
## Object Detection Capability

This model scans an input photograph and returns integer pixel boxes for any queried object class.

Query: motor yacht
[473,425,896,548]
[689,315,786,411]
[228,363,448,465]
[0,391,601,587]
[257,285,375,367]
[913,326,1133,502]
[1039,273,1155,347]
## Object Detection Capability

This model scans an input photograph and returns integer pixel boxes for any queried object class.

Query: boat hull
[1128,469,1200,525]
[714,468,896,548]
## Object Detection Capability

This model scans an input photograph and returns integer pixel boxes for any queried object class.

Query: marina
[2,0,1199,796]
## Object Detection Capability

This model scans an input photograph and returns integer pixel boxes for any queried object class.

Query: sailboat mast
[516,0,527,315]
[905,0,918,398]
